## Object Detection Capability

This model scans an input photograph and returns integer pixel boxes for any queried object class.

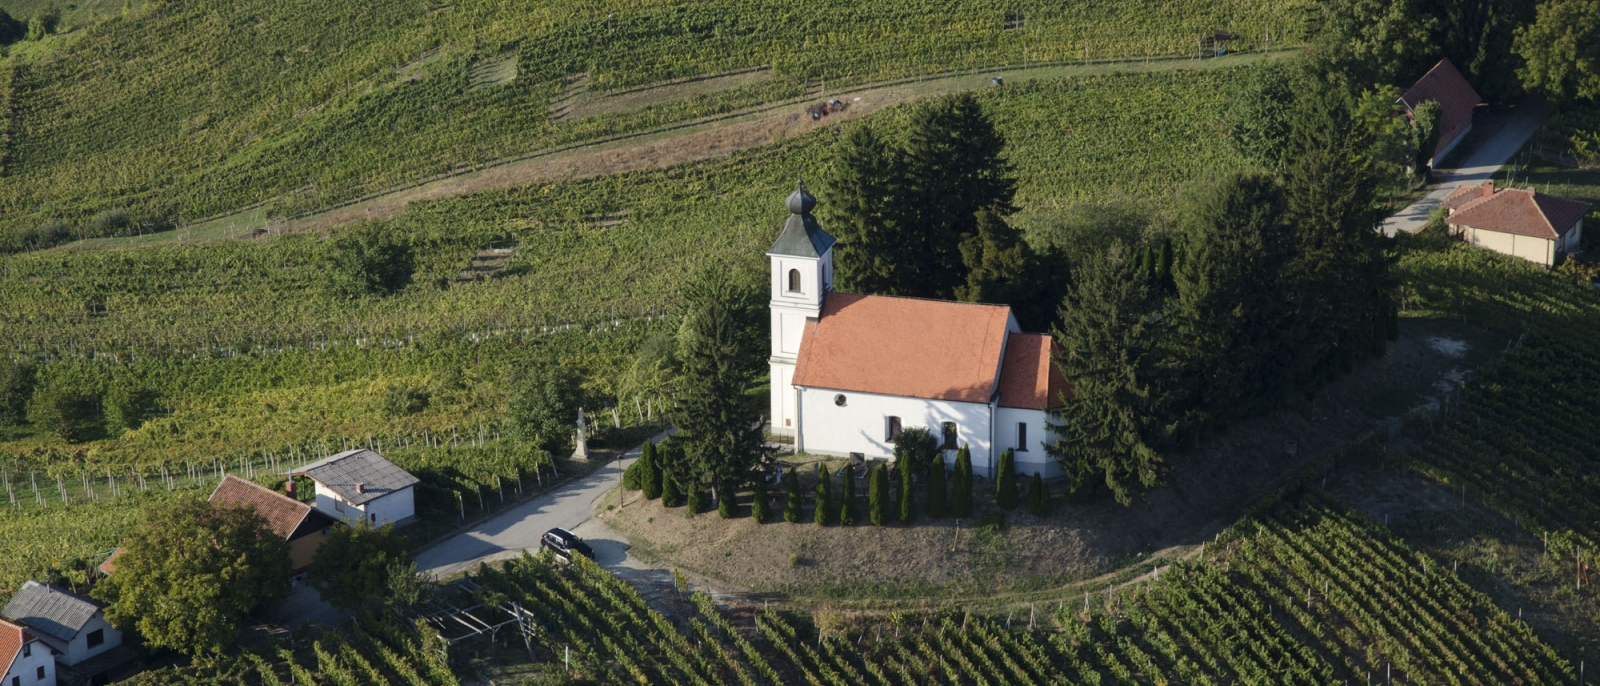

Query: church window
[886,416,902,441]
[787,269,802,293]
[941,422,958,450]
[1017,422,1028,451]
[834,394,847,407]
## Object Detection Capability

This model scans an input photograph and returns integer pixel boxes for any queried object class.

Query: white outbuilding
[291,449,420,527]
[766,184,1069,478]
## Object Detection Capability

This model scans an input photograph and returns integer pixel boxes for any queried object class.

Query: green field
[0,0,1315,241]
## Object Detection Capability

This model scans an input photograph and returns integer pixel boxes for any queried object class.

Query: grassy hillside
[0,0,1313,241]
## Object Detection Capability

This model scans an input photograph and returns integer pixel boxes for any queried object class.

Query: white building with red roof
[1444,181,1591,267]
[0,617,54,686]
[767,185,1068,478]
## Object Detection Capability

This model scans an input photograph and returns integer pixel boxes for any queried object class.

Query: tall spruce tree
[826,93,1015,299]
[925,459,948,519]
[995,449,1018,510]
[813,464,833,526]
[896,459,914,524]
[1048,241,1175,505]
[955,209,1065,331]
[868,464,889,526]
[1280,82,1393,392]
[951,446,974,518]
[674,265,766,487]
[824,126,910,294]
[1173,171,1295,428]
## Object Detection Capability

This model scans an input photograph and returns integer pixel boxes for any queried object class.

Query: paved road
[415,430,670,579]
[1381,99,1550,236]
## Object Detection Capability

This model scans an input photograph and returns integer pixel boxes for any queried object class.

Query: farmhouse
[0,618,53,686]
[289,449,419,527]
[1444,181,1591,267]
[767,185,1068,478]
[0,581,130,685]
[210,475,337,573]
[1399,58,1482,165]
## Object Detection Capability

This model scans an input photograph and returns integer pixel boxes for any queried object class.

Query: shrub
[0,359,35,427]
[29,388,98,442]
[89,208,132,236]
[1026,472,1051,516]
[891,426,938,478]
[838,466,858,526]
[661,471,683,508]
[783,468,801,523]
[622,456,646,491]
[752,477,770,523]
[381,381,430,418]
[926,460,947,519]
[996,449,1018,510]
[321,221,415,298]
[813,464,832,526]
[104,386,155,432]
[717,478,737,519]
[640,441,662,499]
[896,459,914,524]
[951,445,973,518]
[868,464,889,526]
[686,476,705,515]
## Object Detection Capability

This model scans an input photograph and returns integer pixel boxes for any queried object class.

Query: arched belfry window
[787,268,802,293]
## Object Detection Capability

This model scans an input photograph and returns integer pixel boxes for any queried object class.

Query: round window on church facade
[834,394,847,407]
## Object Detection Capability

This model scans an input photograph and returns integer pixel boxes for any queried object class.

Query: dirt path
[200,51,1289,239]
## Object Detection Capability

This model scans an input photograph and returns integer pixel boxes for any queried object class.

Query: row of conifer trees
[624,440,1053,522]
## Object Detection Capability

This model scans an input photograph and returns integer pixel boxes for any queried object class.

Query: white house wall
[1458,225,1556,267]
[58,613,119,666]
[314,483,417,526]
[995,407,1064,479]
[797,387,1000,477]
[2,638,55,686]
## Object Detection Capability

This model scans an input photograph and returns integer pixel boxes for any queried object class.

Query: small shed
[289,449,420,527]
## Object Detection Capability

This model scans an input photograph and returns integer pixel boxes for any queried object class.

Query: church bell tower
[766,182,835,437]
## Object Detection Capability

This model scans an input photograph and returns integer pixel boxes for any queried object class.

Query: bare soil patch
[594,318,1496,607]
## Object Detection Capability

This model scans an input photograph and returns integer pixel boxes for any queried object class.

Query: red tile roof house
[0,618,54,686]
[209,475,338,574]
[1398,59,1483,166]
[766,184,1071,478]
[1444,181,1592,267]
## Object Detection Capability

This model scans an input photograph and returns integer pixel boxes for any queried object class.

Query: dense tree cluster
[1052,73,1396,505]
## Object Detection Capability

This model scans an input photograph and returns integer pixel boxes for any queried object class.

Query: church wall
[797,387,996,475]
[994,407,1064,479]
[770,362,796,437]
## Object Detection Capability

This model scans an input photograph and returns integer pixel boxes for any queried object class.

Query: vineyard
[173,494,1560,686]
[0,0,1313,240]
[1392,240,1600,580]
[119,616,459,686]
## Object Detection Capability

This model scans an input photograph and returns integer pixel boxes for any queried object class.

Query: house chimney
[1483,181,1495,198]
[356,482,365,494]
[285,479,296,497]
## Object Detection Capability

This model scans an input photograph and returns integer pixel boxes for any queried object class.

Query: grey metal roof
[0,581,102,642]
[288,449,420,506]
[767,187,836,258]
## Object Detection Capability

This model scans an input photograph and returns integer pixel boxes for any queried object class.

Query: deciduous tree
[308,522,411,612]
[96,497,290,657]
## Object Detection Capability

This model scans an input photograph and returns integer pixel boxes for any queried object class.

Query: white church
[767,184,1068,478]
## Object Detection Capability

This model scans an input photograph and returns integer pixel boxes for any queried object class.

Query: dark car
[540,528,594,561]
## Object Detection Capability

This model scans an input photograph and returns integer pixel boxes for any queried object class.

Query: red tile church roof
[997,333,1071,409]
[792,293,1013,404]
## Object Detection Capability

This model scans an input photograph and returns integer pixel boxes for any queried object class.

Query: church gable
[791,293,1014,403]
